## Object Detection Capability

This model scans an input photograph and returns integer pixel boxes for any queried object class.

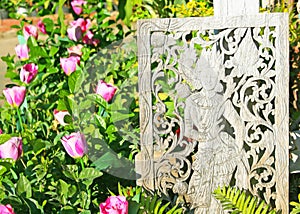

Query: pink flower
[96,80,117,102]
[99,196,128,214]
[67,44,83,57]
[23,25,38,40]
[3,86,26,108]
[20,63,38,84]
[0,137,22,161]
[0,204,15,214]
[83,30,99,46]
[15,44,29,60]
[67,26,82,41]
[0,129,2,134]
[37,20,47,34]
[61,132,87,158]
[60,56,80,76]
[71,0,87,15]
[53,109,71,126]
[70,18,91,32]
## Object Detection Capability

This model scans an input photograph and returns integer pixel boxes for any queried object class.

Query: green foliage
[167,0,213,17]
[116,184,183,214]
[291,193,300,214]
[0,0,139,212]
[213,186,277,214]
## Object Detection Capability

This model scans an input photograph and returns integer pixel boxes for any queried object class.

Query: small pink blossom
[67,26,82,41]
[0,204,15,214]
[23,24,38,40]
[61,132,87,158]
[15,44,29,60]
[96,80,117,102]
[83,30,99,46]
[20,63,38,84]
[3,86,26,108]
[37,20,47,34]
[0,137,23,161]
[71,0,87,15]
[60,56,80,76]
[53,109,71,126]
[99,196,128,214]
[70,18,91,32]
[67,44,83,57]
[0,129,2,134]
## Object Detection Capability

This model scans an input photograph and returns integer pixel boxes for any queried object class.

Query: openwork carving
[137,14,289,213]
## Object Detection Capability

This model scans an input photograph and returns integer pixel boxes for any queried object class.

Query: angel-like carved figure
[179,47,247,213]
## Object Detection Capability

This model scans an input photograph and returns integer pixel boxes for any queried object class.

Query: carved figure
[181,48,246,213]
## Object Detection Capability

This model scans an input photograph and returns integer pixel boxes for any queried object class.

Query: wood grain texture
[137,13,289,213]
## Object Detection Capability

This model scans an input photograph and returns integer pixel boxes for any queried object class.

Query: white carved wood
[137,13,289,213]
[214,0,259,16]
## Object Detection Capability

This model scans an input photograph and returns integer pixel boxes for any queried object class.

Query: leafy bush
[0,0,139,213]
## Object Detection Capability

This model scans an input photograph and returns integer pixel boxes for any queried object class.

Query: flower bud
[96,80,117,102]
[61,132,87,158]
[3,86,26,108]
[0,137,23,160]
[20,63,38,84]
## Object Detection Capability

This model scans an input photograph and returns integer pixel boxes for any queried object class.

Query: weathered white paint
[137,13,289,213]
[214,0,259,16]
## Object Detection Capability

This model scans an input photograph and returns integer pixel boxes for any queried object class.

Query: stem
[20,158,26,168]
[16,108,24,133]
[80,158,85,170]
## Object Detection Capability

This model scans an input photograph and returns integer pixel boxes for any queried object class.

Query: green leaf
[92,152,123,171]
[94,114,107,129]
[0,165,7,175]
[59,179,70,197]
[58,0,67,36]
[23,198,44,214]
[0,134,11,145]
[17,35,26,45]
[68,68,84,93]
[111,111,135,123]
[59,206,76,214]
[16,174,32,198]
[62,165,78,181]
[78,168,103,180]
[49,46,59,57]
[43,18,54,33]
[128,201,140,214]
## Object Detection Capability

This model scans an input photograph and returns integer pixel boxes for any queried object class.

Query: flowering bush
[0,0,140,213]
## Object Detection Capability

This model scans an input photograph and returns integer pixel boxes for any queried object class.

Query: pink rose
[67,44,83,57]
[60,56,80,76]
[3,86,26,108]
[0,204,15,214]
[83,30,99,46]
[71,0,87,15]
[61,132,87,158]
[53,109,71,126]
[67,26,82,42]
[0,137,22,161]
[20,63,38,84]
[23,24,38,40]
[37,20,47,34]
[70,18,91,32]
[99,196,128,214]
[15,44,29,60]
[96,80,117,102]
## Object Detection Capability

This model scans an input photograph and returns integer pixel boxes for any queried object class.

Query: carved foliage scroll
[137,14,289,213]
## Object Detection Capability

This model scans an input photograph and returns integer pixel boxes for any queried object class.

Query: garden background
[0,0,299,213]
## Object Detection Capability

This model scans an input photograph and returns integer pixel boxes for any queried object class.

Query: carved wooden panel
[136,14,289,213]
